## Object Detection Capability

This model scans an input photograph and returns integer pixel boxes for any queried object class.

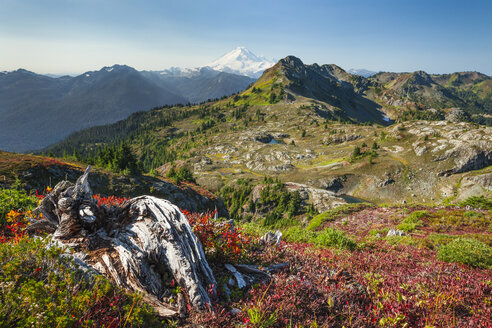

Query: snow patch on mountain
[206,47,275,78]
[159,66,202,78]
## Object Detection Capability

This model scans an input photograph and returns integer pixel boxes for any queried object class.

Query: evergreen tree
[352,146,361,158]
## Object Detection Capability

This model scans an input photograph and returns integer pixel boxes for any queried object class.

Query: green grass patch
[383,235,416,246]
[284,226,357,250]
[437,238,492,268]
[426,209,491,232]
[307,203,373,231]
[238,222,271,238]
[397,210,428,233]
[426,233,458,249]
[399,233,492,251]
[368,227,390,236]
[459,195,492,210]
[463,210,485,218]
[283,226,315,244]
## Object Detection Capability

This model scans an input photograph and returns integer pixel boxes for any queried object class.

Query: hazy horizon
[1,0,492,75]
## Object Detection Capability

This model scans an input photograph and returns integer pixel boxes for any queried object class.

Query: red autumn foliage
[181,209,255,263]
[93,194,128,208]
[3,187,490,327]
[35,189,46,201]
[196,240,491,327]
[0,220,25,244]
[74,291,135,328]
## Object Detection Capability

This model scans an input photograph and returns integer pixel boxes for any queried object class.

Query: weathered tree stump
[30,166,216,317]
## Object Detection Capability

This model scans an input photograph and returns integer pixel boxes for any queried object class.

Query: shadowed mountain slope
[0,66,253,152]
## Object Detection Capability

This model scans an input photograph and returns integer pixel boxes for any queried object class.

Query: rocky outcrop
[323,134,362,145]
[377,175,395,188]
[318,176,346,194]
[285,182,346,212]
[460,173,492,195]
[436,143,492,176]
[446,108,471,122]
[150,178,229,217]
[464,173,492,190]
[260,231,283,246]
[30,167,217,317]
[246,160,295,173]
[413,141,428,156]
[249,182,346,213]
[387,229,407,237]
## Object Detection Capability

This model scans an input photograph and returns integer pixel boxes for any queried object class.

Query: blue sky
[1,0,491,75]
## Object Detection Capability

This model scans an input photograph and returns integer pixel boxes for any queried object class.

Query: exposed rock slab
[285,182,347,212]
[436,143,492,176]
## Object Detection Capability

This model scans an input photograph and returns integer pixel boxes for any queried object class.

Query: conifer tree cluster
[79,143,142,175]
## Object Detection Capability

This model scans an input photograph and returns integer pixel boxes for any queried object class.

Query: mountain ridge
[0,64,254,152]
[3,53,492,153]
[38,54,492,223]
[44,55,492,159]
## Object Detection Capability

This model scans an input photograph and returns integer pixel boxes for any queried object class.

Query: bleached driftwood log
[30,166,216,317]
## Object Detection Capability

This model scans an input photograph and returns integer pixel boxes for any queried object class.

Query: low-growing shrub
[437,238,492,268]
[284,226,356,250]
[182,209,254,263]
[459,195,492,210]
[0,237,160,327]
[314,228,357,250]
[397,210,428,232]
[0,180,37,226]
[1,183,40,243]
[93,194,128,208]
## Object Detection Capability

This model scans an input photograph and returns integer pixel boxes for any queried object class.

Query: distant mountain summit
[347,68,378,78]
[206,46,275,78]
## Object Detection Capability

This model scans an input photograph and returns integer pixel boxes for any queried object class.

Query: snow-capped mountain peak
[347,68,378,78]
[206,47,275,78]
